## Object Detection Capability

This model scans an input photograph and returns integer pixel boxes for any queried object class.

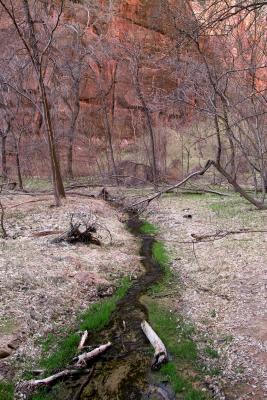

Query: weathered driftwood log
[75,342,112,368]
[78,330,88,351]
[16,369,89,393]
[141,320,168,370]
[16,342,111,396]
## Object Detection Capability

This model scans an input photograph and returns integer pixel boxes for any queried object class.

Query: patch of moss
[146,300,197,362]
[139,221,158,235]
[0,381,14,400]
[24,277,132,399]
[36,277,131,374]
[205,346,219,359]
[149,241,174,294]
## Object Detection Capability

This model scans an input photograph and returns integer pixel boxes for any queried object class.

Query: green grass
[79,277,131,331]
[21,277,132,399]
[0,381,14,400]
[147,300,197,362]
[141,225,210,399]
[38,277,131,374]
[150,241,174,295]
[40,332,80,373]
[139,221,159,235]
[208,196,249,219]
[146,299,206,399]
[24,178,51,191]
[205,346,219,359]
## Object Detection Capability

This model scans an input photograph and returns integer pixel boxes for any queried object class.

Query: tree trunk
[212,161,267,209]
[1,133,7,181]
[14,141,23,190]
[101,99,119,186]
[66,88,80,179]
[39,76,65,204]
[135,69,157,186]
[22,0,65,205]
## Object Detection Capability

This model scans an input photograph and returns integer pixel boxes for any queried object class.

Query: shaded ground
[145,192,267,399]
[0,190,142,381]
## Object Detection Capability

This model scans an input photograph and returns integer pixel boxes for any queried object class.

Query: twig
[78,330,88,351]
[74,342,112,368]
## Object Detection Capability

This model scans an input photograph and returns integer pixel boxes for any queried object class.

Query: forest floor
[139,190,267,400]
[1,185,267,400]
[0,189,142,383]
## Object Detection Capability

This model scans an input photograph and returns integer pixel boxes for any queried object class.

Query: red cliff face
[1,1,265,180]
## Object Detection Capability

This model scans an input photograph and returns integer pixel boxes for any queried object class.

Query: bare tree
[0,0,65,205]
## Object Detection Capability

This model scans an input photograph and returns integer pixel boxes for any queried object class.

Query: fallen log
[74,342,112,368]
[78,330,88,351]
[141,320,168,370]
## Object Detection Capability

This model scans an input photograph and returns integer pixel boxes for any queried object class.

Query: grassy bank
[139,221,210,400]
[0,278,131,400]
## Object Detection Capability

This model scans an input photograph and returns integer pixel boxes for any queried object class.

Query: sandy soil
[0,190,142,380]
[146,192,267,400]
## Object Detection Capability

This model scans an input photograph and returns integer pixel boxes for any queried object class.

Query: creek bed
[50,216,167,400]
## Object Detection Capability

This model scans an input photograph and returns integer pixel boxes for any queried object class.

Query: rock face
[2,1,264,181]
[1,0,192,179]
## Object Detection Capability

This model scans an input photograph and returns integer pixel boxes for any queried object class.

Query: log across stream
[52,215,172,400]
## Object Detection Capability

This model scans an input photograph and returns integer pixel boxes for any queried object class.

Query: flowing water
[54,216,170,400]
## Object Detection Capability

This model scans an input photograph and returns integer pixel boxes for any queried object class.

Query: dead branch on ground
[191,228,267,242]
[78,330,88,351]
[74,342,112,368]
[17,341,111,396]
[16,369,90,393]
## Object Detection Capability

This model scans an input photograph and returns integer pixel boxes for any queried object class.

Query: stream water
[56,216,170,400]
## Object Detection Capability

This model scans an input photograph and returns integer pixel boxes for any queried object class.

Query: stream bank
[15,214,210,400]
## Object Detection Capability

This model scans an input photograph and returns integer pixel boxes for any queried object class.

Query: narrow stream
[53,215,166,400]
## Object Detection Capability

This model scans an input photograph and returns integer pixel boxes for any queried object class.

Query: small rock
[8,338,20,350]
[183,214,192,219]
[0,348,11,359]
